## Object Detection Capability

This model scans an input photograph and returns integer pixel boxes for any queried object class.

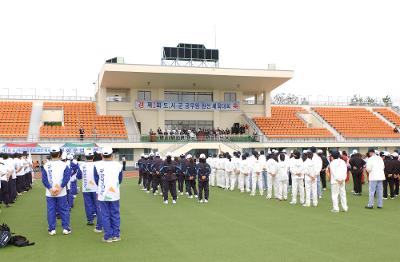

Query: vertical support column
[97,87,107,115]
[264,90,271,117]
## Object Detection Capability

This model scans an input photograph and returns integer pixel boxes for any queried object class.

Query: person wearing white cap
[215,154,226,188]
[224,153,234,190]
[329,151,348,212]
[383,152,395,200]
[229,152,241,191]
[160,152,180,204]
[303,151,318,207]
[185,154,198,199]
[68,153,80,208]
[41,146,72,235]
[0,153,13,208]
[289,150,305,205]
[94,147,123,242]
[349,150,366,196]
[77,149,102,232]
[196,154,211,203]
[309,147,323,199]
[365,148,385,209]
[137,154,146,187]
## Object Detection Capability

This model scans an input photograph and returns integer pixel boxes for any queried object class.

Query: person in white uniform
[224,154,234,190]
[265,153,278,199]
[329,151,348,212]
[289,150,305,205]
[238,153,251,192]
[216,154,225,188]
[230,152,241,191]
[276,153,289,201]
[304,151,318,207]
[206,154,216,187]
[251,151,264,196]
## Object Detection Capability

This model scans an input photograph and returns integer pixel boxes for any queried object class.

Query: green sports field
[1,178,399,262]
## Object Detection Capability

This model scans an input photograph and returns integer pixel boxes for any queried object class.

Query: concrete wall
[42,109,63,122]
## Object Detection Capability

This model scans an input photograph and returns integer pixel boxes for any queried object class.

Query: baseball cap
[199,154,206,159]
[155,152,160,157]
[61,152,67,160]
[84,149,94,156]
[186,154,192,159]
[50,146,61,153]
[102,147,113,156]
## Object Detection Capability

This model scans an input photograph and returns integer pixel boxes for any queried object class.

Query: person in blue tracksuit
[144,154,153,193]
[196,154,211,203]
[94,147,123,243]
[160,152,180,204]
[185,154,198,199]
[137,154,145,186]
[178,154,187,195]
[68,153,79,204]
[151,152,164,195]
[77,149,103,232]
[41,146,71,235]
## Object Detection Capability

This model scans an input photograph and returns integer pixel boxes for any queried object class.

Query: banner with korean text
[135,100,240,111]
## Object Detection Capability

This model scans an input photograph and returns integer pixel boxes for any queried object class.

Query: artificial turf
[1,178,399,262]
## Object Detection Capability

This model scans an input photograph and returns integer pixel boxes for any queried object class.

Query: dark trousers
[16,176,25,193]
[288,172,292,186]
[320,170,327,189]
[152,175,162,193]
[383,176,395,198]
[144,173,152,191]
[9,178,17,202]
[122,162,126,171]
[1,180,10,205]
[198,180,209,200]
[177,175,185,193]
[25,172,32,190]
[352,171,363,194]
[138,171,143,185]
[162,179,177,201]
[187,179,197,196]
[394,176,399,196]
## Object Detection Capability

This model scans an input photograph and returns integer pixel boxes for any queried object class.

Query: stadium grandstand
[1,47,400,168]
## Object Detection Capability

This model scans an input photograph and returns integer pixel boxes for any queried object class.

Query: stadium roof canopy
[98,63,293,92]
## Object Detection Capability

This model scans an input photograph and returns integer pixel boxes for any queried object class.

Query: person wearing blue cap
[94,147,123,243]
[77,149,102,232]
[41,146,71,235]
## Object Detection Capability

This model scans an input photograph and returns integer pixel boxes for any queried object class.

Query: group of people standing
[0,152,34,211]
[137,152,211,204]
[40,146,123,243]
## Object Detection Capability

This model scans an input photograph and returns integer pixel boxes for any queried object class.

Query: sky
[1,0,399,104]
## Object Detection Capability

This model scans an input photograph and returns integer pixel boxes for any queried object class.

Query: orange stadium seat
[0,101,32,138]
[312,107,400,138]
[373,108,400,127]
[252,106,333,138]
[40,102,127,139]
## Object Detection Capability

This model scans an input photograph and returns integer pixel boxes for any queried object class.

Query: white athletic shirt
[277,159,289,181]
[95,160,123,201]
[79,161,97,193]
[289,158,305,179]
[43,160,69,197]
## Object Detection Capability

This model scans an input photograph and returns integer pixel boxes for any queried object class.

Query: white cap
[199,154,206,159]
[84,149,94,156]
[102,147,113,156]
[141,153,145,157]
[282,149,287,153]
[144,154,148,158]
[186,154,192,159]
[303,150,309,154]
[272,149,278,153]
[149,152,154,157]
[352,149,358,154]
[392,152,399,157]
[67,153,73,160]
[155,152,160,157]
[61,152,67,160]
[166,152,172,157]
[375,150,380,155]
[384,151,390,157]
[50,146,61,153]
[317,149,323,154]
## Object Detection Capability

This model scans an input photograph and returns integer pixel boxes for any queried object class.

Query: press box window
[138,91,151,100]
[224,92,236,102]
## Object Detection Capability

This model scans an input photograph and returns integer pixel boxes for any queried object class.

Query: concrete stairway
[28,101,43,142]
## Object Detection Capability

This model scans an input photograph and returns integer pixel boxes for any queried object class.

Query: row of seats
[373,108,400,126]
[40,102,127,139]
[0,102,32,138]
[253,107,333,138]
[313,107,400,138]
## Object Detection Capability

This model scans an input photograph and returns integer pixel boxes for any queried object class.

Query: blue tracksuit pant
[71,180,78,195]
[47,196,70,231]
[99,200,120,240]
[83,192,102,230]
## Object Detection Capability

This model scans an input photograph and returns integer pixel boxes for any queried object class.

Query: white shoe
[172,200,176,204]
[94,228,103,233]
[146,191,150,194]
[188,195,193,199]
[194,195,198,198]
[159,192,163,195]
[289,201,296,205]
[62,229,71,235]
[180,192,184,196]
[303,204,310,207]
[102,238,113,243]
[342,208,349,212]
[163,200,168,204]
[319,196,322,199]
[330,209,339,213]
[204,199,208,203]
[48,230,56,236]
[266,196,271,199]
[199,199,204,203]
[153,193,157,196]
[112,237,121,242]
